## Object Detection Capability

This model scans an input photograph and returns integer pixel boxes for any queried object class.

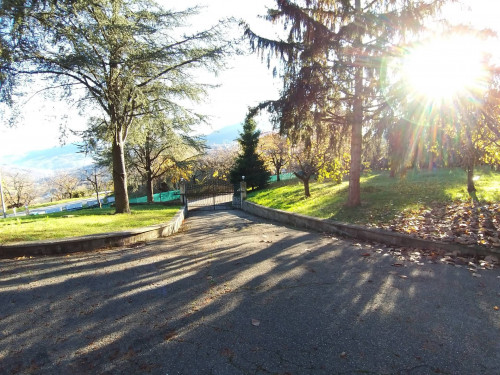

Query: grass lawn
[247,167,500,225]
[0,204,181,244]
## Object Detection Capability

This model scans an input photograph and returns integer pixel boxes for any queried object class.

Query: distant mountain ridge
[3,125,244,175]
[203,123,240,146]
[3,144,92,176]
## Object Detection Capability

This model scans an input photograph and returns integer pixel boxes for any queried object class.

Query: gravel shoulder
[0,209,498,374]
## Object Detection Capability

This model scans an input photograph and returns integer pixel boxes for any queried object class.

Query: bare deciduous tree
[81,166,112,208]
[258,132,289,181]
[51,172,80,200]
[3,171,36,208]
[192,145,238,183]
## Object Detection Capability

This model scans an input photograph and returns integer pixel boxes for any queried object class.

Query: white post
[0,168,6,218]
[240,176,247,203]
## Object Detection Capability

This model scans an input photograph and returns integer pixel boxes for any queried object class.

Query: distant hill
[3,124,248,175]
[203,123,241,146]
[3,144,92,176]
[203,123,274,146]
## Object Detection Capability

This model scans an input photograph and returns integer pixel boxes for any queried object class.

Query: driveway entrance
[183,178,241,210]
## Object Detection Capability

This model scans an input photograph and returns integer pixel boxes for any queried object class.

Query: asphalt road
[0,209,498,374]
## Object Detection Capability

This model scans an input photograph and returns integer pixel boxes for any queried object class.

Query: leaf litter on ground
[375,202,499,249]
[361,201,499,271]
[358,240,498,275]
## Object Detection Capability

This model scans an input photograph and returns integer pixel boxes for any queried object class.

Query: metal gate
[183,179,241,210]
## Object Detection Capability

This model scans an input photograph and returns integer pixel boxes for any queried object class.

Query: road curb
[242,200,500,258]
[0,206,187,258]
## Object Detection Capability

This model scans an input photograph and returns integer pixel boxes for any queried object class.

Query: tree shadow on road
[0,209,498,374]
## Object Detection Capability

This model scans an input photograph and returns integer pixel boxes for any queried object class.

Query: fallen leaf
[139,363,156,371]
[340,351,347,358]
[124,347,136,359]
[220,348,234,358]
[251,319,260,327]
[494,306,499,311]
[164,330,177,341]
[485,255,498,263]
[361,253,371,257]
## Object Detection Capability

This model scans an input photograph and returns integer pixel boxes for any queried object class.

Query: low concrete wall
[242,201,499,258]
[0,206,187,258]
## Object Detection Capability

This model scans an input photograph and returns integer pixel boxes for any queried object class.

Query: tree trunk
[348,93,362,206]
[146,158,154,204]
[466,165,478,203]
[428,153,434,171]
[275,164,281,181]
[464,114,478,203]
[467,166,476,193]
[304,177,311,197]
[294,173,311,197]
[347,0,362,207]
[145,136,154,203]
[112,139,130,213]
[95,173,102,209]
[389,159,396,178]
[146,172,154,203]
[416,142,423,169]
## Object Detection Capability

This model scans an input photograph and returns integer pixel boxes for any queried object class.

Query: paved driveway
[0,210,498,374]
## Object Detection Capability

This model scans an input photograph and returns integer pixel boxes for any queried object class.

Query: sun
[402,35,488,103]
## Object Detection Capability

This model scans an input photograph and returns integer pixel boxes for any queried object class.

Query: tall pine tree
[230,116,271,190]
[2,0,230,213]
[245,0,449,206]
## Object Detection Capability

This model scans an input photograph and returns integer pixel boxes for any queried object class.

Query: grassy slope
[247,167,500,225]
[0,205,180,244]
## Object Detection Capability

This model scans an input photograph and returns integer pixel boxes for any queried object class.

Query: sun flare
[403,35,488,102]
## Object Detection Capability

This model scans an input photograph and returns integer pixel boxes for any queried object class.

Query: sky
[0,0,281,163]
[0,0,498,172]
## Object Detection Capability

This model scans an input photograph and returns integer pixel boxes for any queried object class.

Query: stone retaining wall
[242,200,498,258]
[0,206,187,258]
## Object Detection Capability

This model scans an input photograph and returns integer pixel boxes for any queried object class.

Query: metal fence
[127,173,295,205]
[268,172,296,183]
[129,190,180,204]
[183,179,240,210]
